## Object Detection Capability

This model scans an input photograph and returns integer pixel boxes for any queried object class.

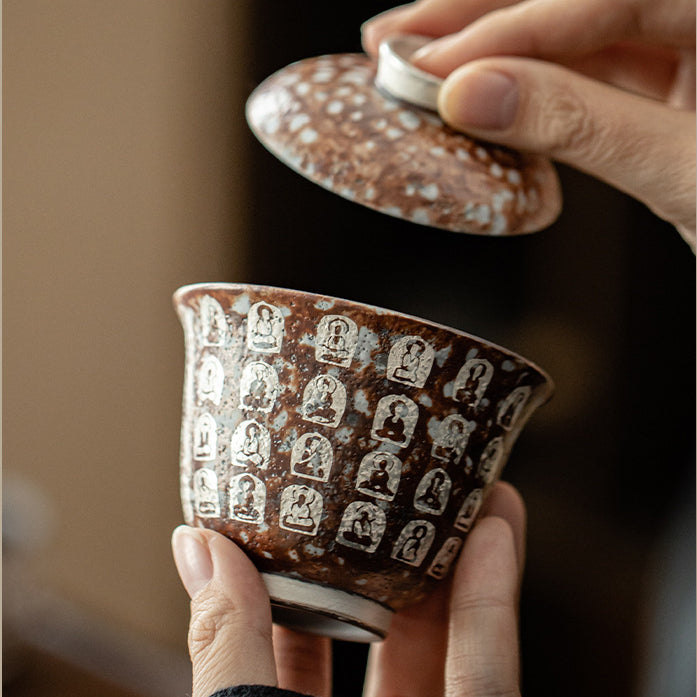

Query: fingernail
[172,526,214,598]
[441,68,518,131]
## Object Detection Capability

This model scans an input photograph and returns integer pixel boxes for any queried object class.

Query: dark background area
[241,4,695,696]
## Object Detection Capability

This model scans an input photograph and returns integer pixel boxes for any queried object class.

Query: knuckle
[536,86,598,158]
[187,591,273,664]
[188,596,227,660]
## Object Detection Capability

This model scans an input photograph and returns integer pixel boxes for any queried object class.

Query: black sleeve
[208,686,313,697]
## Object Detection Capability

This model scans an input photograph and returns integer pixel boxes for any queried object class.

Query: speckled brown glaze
[174,283,553,614]
[246,53,561,236]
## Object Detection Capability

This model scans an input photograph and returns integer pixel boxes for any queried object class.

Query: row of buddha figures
[193,415,505,486]
[195,355,531,440]
[191,464,483,576]
[196,294,522,404]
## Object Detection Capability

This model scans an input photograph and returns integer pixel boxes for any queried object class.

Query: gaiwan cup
[174,283,552,642]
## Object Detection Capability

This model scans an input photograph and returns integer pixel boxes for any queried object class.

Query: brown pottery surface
[175,283,553,638]
[246,53,561,236]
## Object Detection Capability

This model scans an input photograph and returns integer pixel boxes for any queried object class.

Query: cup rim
[173,281,555,401]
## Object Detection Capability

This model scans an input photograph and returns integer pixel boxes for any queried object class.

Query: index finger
[411,0,696,77]
[361,0,519,56]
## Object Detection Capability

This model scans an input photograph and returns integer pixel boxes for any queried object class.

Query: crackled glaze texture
[246,53,561,236]
[175,283,553,611]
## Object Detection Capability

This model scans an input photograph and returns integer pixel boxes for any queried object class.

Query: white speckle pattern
[300,127,318,143]
[263,116,281,135]
[312,69,335,83]
[398,111,421,130]
[246,52,561,235]
[411,208,432,224]
[417,393,433,407]
[327,100,344,115]
[353,389,372,416]
[419,184,439,201]
[290,113,311,132]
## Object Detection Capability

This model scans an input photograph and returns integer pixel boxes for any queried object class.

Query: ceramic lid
[246,36,562,236]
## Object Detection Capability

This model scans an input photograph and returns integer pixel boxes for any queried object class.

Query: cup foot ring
[261,573,393,643]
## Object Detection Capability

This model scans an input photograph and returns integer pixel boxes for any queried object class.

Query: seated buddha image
[280,485,321,535]
[387,336,434,388]
[415,468,451,515]
[193,412,217,461]
[315,315,358,367]
[200,295,227,346]
[376,400,408,443]
[478,437,504,484]
[342,507,376,548]
[234,421,266,467]
[231,474,262,522]
[453,358,493,408]
[248,302,283,353]
[497,386,531,430]
[241,362,278,413]
[197,355,224,405]
[427,537,462,580]
[318,318,348,361]
[392,521,432,566]
[292,434,330,481]
[357,454,397,500]
[337,501,386,553]
[432,415,472,464]
[455,488,484,531]
[394,339,424,384]
[302,375,345,427]
[193,468,220,517]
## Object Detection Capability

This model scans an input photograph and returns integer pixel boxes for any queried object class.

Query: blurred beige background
[4,2,252,692]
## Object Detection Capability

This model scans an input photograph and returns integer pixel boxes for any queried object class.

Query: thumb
[438,57,696,249]
[171,526,277,697]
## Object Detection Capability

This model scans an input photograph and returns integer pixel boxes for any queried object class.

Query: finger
[480,481,526,580]
[363,481,526,697]
[411,0,696,77]
[272,625,332,697]
[363,582,449,697]
[445,516,521,697]
[361,0,518,57]
[564,43,682,102]
[438,56,696,248]
[171,526,277,697]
